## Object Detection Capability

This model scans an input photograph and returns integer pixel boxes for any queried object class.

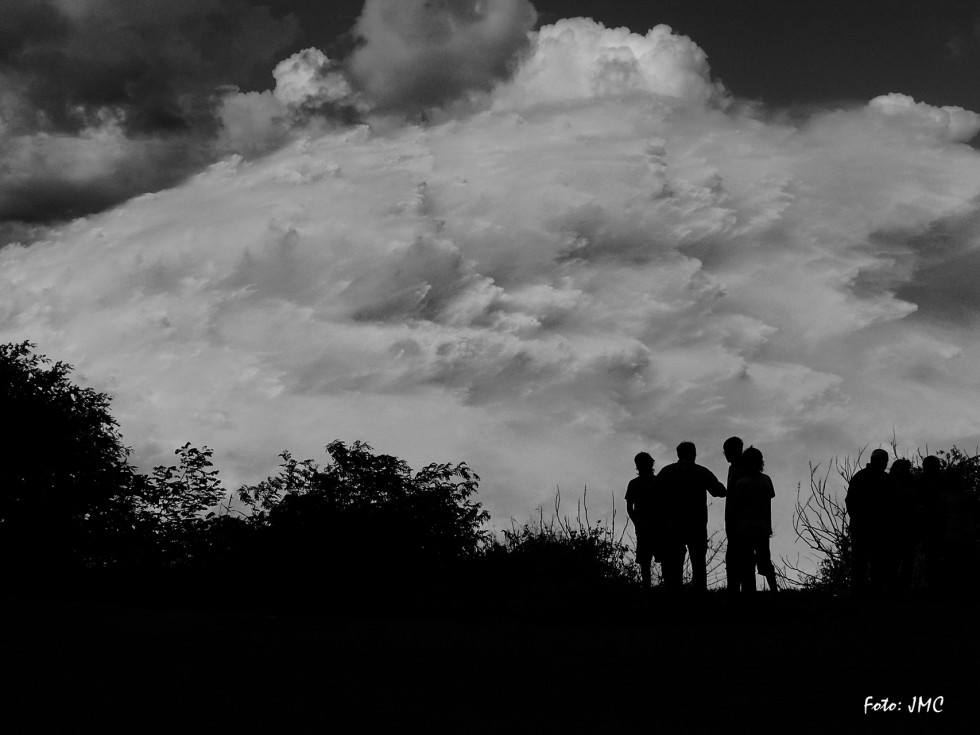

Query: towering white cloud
[3,15,980,573]
[493,18,726,109]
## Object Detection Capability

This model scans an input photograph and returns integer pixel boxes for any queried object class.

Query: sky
[3,0,980,578]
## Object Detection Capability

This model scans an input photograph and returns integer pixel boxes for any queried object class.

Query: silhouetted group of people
[626,437,778,593]
[846,449,980,596]
[628,440,979,594]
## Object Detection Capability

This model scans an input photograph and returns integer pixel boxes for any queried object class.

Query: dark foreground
[2,589,975,734]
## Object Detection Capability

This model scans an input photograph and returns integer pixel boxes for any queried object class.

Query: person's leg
[851,534,869,595]
[742,548,758,593]
[725,534,739,592]
[660,543,684,591]
[727,534,753,592]
[741,536,757,592]
[637,533,652,588]
[689,537,707,591]
[754,536,778,592]
[876,537,900,594]
[869,541,889,595]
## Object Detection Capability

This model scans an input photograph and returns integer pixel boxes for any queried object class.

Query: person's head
[742,446,764,474]
[676,441,696,462]
[723,436,743,464]
[634,451,654,474]
[922,455,941,476]
[890,458,912,475]
[869,448,889,471]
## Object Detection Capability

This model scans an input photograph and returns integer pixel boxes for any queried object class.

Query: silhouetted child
[654,442,726,591]
[845,448,890,595]
[729,447,778,592]
[626,452,658,588]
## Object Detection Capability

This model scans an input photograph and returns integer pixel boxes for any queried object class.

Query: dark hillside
[2,592,973,733]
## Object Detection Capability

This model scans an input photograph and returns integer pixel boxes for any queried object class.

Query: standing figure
[730,447,778,592]
[655,442,726,591]
[934,464,979,596]
[722,436,752,592]
[919,455,945,592]
[886,458,919,594]
[845,448,890,594]
[626,452,659,588]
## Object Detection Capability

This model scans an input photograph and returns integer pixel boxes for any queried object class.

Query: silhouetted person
[845,448,890,595]
[729,447,778,592]
[655,441,726,591]
[722,436,752,592]
[934,463,979,596]
[885,458,919,594]
[626,452,659,589]
[919,455,946,592]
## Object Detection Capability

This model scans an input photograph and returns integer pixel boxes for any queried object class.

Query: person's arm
[845,474,857,515]
[704,467,726,498]
[626,483,638,526]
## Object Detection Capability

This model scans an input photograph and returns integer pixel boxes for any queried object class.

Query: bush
[481,488,639,598]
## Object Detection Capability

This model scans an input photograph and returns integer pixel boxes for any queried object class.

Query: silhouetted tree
[127,443,230,567]
[0,341,137,572]
[784,460,853,593]
[237,440,490,597]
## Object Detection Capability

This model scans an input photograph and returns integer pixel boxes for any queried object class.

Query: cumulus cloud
[348,0,538,112]
[215,42,383,157]
[273,49,356,110]
[4,14,980,570]
[216,47,362,155]
[868,93,980,143]
[493,18,727,110]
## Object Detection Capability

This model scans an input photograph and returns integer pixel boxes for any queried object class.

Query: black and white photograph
[2,1,979,731]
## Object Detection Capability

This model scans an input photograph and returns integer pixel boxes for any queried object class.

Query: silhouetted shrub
[480,489,639,600]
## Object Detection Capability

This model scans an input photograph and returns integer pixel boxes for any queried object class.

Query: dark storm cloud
[0,0,299,226]
[0,1,69,62]
[2,0,299,135]
[0,127,212,224]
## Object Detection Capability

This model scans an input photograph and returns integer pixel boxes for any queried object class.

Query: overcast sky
[3,1,980,579]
